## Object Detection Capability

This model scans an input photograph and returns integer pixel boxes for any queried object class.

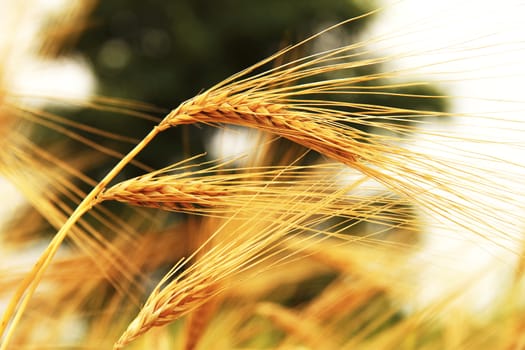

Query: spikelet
[98,160,413,231]
[101,177,228,212]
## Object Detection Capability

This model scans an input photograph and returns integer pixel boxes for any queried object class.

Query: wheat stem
[0,126,162,349]
[183,298,219,350]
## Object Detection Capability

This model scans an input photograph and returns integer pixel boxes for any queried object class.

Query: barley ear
[158,95,359,165]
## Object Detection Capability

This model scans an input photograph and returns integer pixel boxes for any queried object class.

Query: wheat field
[0,1,524,349]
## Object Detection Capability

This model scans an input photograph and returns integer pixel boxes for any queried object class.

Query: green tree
[67,0,446,172]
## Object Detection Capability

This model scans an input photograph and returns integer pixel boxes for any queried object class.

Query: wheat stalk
[182,297,220,350]
[256,302,334,349]
[0,65,446,348]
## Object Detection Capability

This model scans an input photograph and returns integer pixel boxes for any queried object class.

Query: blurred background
[59,0,446,172]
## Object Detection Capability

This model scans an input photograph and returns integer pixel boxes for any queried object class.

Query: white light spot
[207,127,262,165]
[9,56,96,106]
[370,0,525,313]
[0,177,26,229]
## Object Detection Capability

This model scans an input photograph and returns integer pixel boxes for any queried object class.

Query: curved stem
[0,126,162,349]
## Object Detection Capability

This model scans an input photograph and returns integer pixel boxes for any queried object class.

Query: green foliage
[76,0,374,104]
[65,1,447,176]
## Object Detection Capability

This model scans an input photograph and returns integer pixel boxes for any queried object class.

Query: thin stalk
[0,126,162,349]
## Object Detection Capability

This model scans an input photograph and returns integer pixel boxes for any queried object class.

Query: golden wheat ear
[96,159,409,228]
[111,184,361,349]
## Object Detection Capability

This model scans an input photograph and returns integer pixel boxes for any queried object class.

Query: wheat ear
[100,178,228,212]
[159,93,360,165]
[114,273,220,350]
[97,165,415,233]
[113,182,356,348]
